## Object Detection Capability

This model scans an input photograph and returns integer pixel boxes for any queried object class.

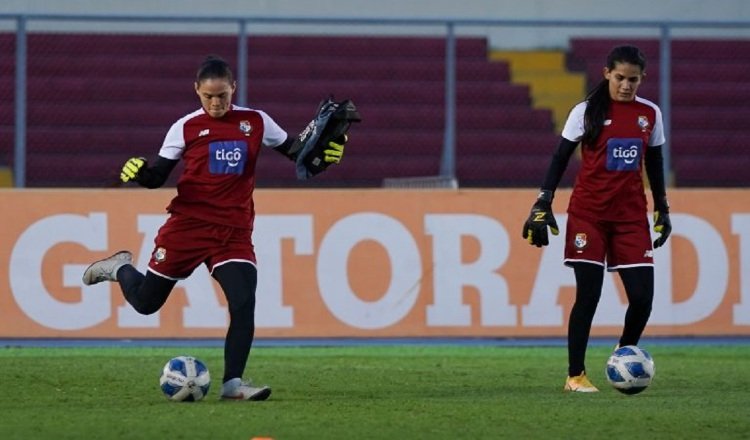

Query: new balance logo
[198,129,210,137]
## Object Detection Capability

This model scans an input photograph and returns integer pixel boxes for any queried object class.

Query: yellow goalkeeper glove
[120,157,146,183]
[323,134,347,164]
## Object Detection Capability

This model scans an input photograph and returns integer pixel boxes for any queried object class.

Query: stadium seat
[2,33,556,187]
[7,33,747,187]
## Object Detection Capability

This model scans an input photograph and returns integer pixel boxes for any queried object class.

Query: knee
[574,295,601,312]
[131,300,162,316]
[228,306,254,328]
[629,288,654,309]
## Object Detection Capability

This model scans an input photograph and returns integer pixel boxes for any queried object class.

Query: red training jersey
[561,96,665,222]
[157,105,288,229]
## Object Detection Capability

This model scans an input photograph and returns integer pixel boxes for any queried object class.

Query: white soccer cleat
[81,251,133,285]
[220,378,272,401]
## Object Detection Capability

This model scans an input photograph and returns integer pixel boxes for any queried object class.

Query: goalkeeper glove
[323,134,347,164]
[522,190,559,247]
[120,157,146,183]
[652,210,672,248]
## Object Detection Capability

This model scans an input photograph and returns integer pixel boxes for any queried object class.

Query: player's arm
[522,137,578,247]
[645,145,671,248]
[120,155,178,189]
[272,135,302,161]
[540,137,578,192]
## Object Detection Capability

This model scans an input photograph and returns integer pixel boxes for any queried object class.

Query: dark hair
[196,55,234,83]
[581,45,646,146]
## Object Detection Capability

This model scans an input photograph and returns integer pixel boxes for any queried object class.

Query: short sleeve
[561,101,586,142]
[158,118,188,160]
[258,111,289,148]
[648,104,666,147]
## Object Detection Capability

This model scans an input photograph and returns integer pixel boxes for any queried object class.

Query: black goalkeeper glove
[120,157,147,183]
[652,196,671,249]
[652,210,672,248]
[522,190,559,247]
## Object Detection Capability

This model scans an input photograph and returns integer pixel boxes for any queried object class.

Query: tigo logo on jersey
[209,140,248,175]
[606,138,642,171]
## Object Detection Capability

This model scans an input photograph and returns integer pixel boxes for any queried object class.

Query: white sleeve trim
[636,96,666,147]
[257,110,288,148]
[158,109,203,160]
[232,105,288,148]
[561,101,586,142]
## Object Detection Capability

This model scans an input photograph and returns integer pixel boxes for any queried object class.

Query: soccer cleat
[81,251,133,285]
[220,378,272,401]
[564,372,599,393]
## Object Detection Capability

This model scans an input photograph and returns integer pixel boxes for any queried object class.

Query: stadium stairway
[489,50,586,133]
[568,37,750,187]
[0,167,11,187]
[0,33,564,188]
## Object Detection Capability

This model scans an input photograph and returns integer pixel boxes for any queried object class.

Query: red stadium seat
[1,33,553,187]
[4,33,747,187]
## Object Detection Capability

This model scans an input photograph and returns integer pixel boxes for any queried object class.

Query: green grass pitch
[1,344,748,439]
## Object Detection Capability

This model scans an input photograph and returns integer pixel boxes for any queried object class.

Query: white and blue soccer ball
[605,345,655,395]
[159,356,211,402]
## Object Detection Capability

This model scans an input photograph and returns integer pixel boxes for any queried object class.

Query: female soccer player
[522,45,672,392]
[82,56,349,401]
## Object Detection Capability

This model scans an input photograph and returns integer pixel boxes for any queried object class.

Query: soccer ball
[605,345,655,395]
[159,356,211,402]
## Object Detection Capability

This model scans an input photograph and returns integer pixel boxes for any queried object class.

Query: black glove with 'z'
[522,190,559,247]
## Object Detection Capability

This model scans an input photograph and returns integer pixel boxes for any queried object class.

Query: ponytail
[581,80,610,146]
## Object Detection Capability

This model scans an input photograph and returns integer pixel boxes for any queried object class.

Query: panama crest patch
[574,233,587,249]
[239,120,252,136]
[638,115,650,131]
[153,247,167,263]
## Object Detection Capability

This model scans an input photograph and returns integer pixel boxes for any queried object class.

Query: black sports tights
[567,263,654,376]
[618,266,654,347]
[117,261,258,384]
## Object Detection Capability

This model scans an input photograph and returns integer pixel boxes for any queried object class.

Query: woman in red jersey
[82,56,349,401]
[522,45,672,392]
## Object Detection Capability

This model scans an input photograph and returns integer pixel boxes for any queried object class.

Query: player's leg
[562,214,606,392]
[212,261,271,401]
[213,261,256,382]
[118,267,176,315]
[606,218,655,348]
[617,266,654,346]
[82,251,177,315]
[567,262,604,378]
